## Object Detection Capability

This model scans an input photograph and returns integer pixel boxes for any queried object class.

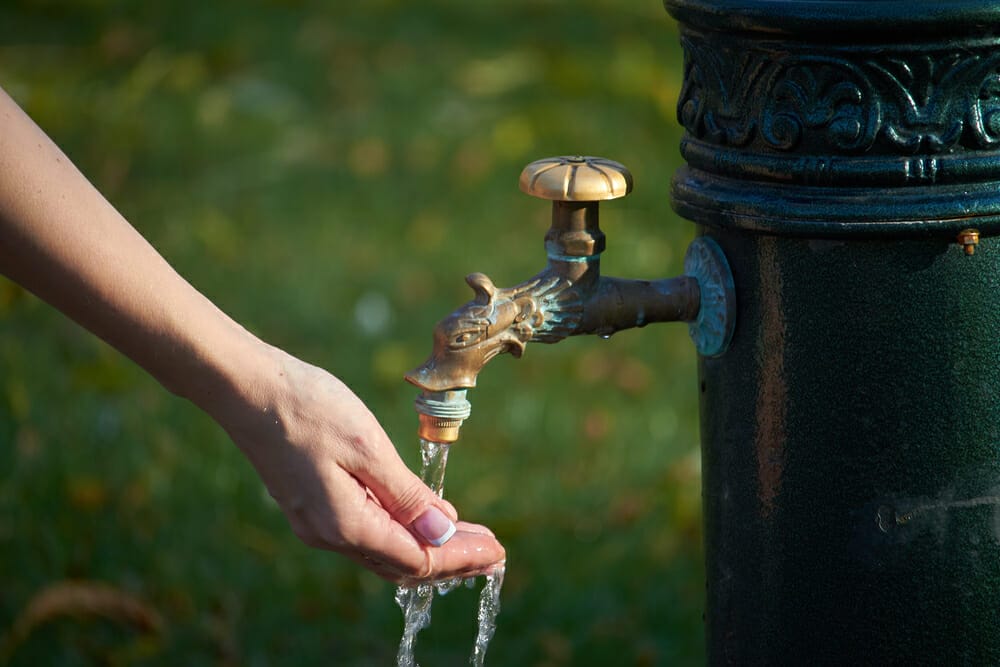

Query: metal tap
[405,156,735,443]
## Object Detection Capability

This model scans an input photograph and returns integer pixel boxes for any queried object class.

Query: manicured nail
[413,507,457,547]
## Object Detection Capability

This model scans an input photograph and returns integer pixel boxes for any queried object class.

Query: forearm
[0,86,258,412]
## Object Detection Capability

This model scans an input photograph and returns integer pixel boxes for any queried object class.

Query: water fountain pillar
[663,1,1000,662]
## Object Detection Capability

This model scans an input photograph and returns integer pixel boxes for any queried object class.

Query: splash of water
[395,439,505,667]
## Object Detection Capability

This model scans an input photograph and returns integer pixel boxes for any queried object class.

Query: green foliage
[0,1,704,664]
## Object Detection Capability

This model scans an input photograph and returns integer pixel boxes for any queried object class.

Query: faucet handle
[519,156,633,202]
[519,156,632,262]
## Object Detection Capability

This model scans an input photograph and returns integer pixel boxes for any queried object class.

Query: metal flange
[684,236,736,357]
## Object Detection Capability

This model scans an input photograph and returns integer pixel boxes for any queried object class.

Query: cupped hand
[210,344,505,583]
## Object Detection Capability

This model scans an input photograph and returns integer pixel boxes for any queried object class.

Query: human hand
[209,343,505,583]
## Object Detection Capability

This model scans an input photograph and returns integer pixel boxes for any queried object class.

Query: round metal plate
[684,237,736,357]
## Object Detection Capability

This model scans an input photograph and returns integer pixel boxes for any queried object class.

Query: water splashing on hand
[395,439,505,667]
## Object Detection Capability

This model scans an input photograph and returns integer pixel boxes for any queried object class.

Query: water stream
[395,439,505,667]
[470,566,504,667]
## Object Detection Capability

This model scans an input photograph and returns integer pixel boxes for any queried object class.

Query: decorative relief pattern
[678,35,1000,156]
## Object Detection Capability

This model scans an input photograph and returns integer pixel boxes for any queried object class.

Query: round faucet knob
[519,156,633,202]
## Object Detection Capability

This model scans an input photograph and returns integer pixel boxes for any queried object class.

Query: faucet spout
[403,267,704,394]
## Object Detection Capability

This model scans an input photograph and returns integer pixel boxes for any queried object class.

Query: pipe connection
[414,390,472,444]
[406,156,736,438]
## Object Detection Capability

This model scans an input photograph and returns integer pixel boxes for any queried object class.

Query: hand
[209,343,505,583]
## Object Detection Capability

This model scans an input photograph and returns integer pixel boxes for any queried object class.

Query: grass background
[0,1,704,664]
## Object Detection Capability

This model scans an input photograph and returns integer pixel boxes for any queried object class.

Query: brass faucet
[405,156,735,443]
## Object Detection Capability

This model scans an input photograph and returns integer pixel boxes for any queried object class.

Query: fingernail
[413,507,457,547]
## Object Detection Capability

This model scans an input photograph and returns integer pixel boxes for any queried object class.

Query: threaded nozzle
[413,390,472,444]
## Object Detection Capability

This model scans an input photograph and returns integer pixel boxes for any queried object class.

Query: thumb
[354,446,459,547]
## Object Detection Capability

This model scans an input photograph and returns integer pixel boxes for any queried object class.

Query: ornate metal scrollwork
[678,35,1000,159]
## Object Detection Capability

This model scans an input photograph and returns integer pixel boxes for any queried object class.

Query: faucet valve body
[406,156,737,435]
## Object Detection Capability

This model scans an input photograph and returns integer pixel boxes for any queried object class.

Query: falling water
[417,438,451,498]
[395,439,450,667]
[394,582,434,667]
[395,439,505,667]
[471,564,505,667]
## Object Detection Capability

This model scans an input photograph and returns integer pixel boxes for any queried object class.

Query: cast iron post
[664,1,1000,663]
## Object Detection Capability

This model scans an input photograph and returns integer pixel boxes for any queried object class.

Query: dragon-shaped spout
[405,156,735,442]
[403,269,700,392]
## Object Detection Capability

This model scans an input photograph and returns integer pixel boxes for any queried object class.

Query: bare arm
[0,86,503,582]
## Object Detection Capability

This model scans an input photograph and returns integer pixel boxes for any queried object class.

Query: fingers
[348,527,507,585]
[356,460,443,523]
[337,490,505,584]
[454,520,495,538]
[345,429,460,546]
[425,526,505,576]
[312,373,461,541]
[399,528,507,585]
[345,456,501,577]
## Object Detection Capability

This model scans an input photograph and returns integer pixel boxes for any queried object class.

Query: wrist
[157,313,275,422]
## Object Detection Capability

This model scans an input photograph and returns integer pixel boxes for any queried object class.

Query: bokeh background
[0,1,704,664]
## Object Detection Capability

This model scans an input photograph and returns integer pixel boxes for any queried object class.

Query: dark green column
[664,1,1000,663]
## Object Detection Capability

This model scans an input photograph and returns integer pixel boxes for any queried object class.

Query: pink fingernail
[413,507,457,547]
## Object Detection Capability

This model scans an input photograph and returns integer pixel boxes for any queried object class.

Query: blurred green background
[0,1,703,664]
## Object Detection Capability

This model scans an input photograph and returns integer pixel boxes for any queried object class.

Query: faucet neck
[545,201,605,260]
[545,200,605,284]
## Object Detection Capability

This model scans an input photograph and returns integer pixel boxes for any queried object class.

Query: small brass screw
[957,228,980,256]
